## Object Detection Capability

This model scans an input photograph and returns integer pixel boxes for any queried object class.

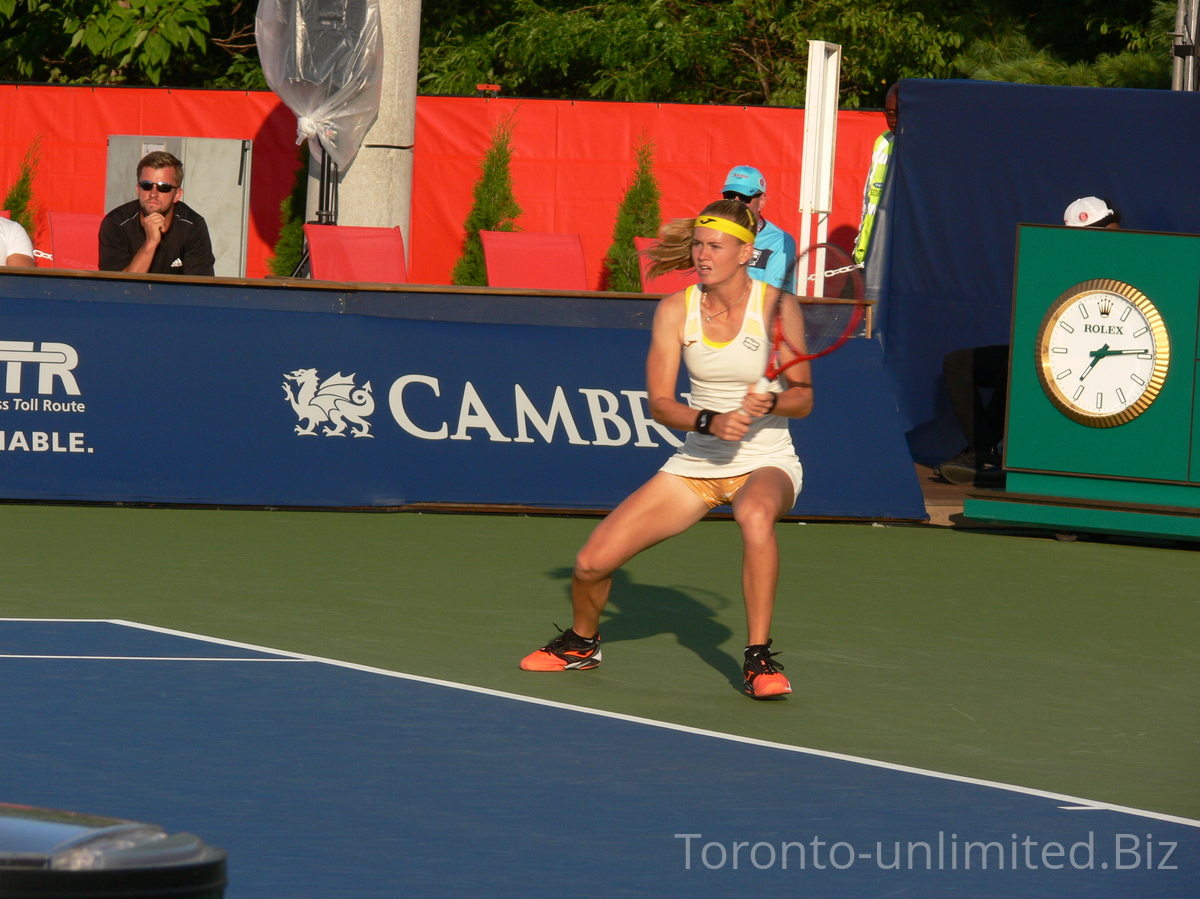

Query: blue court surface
[1,619,1195,898]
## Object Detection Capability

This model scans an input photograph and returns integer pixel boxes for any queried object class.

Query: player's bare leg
[731,466,795,697]
[520,472,708,672]
[571,472,709,637]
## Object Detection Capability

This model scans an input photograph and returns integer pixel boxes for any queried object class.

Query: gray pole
[305,0,422,264]
[1172,0,1200,91]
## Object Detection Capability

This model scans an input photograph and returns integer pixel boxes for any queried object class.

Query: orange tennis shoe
[743,640,791,699]
[520,627,602,671]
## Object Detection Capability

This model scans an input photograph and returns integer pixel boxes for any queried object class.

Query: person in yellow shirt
[852,84,898,266]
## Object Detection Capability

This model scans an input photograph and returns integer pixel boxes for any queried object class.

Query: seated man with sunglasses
[720,165,798,293]
[99,151,215,276]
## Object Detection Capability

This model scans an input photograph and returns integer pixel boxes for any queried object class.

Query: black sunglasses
[138,180,178,193]
[722,191,760,203]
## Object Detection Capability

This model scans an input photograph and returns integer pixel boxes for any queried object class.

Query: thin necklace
[703,284,750,322]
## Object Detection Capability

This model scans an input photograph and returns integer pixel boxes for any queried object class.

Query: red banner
[0,85,884,285]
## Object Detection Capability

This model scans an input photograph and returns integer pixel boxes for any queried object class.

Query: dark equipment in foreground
[0,803,226,898]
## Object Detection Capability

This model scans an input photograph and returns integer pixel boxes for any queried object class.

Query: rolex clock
[1035,278,1170,428]
[966,226,1200,542]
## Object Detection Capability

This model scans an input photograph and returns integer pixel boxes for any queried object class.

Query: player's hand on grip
[712,408,753,441]
[740,388,776,419]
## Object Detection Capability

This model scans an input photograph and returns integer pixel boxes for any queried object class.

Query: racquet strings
[792,297,863,360]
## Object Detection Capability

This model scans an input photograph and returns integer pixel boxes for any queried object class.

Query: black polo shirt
[98,200,216,275]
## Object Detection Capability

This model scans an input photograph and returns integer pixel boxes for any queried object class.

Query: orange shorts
[677,473,752,509]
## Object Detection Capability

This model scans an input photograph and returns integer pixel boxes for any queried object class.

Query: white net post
[798,40,841,297]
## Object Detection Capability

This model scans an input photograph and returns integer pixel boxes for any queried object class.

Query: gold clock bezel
[1035,278,1170,428]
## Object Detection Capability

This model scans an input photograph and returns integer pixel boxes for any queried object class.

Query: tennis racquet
[749,242,865,394]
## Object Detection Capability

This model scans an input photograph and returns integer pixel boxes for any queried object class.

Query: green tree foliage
[954,1,1175,89]
[420,0,1176,106]
[951,0,1165,63]
[604,133,661,292]
[422,0,966,109]
[208,53,269,91]
[2,134,41,239]
[452,111,523,286]
[267,144,310,278]
[0,0,1172,98]
[0,0,260,87]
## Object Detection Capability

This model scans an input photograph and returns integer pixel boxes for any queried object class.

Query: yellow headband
[694,215,755,244]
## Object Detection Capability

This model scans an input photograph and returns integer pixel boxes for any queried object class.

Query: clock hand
[1078,343,1110,381]
[1099,348,1150,356]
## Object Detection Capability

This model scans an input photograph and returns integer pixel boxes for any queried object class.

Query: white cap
[1064,197,1115,227]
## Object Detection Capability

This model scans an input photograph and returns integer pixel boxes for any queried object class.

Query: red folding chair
[633,236,696,295]
[48,212,104,271]
[480,231,589,291]
[304,224,408,283]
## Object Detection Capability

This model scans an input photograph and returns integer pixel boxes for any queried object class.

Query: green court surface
[1,503,1196,820]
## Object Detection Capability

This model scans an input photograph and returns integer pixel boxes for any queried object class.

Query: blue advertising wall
[0,271,925,520]
[879,79,1200,463]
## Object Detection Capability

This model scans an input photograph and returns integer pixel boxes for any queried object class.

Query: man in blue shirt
[721,165,797,293]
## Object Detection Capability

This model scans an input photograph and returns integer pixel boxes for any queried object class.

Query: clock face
[1035,279,1170,428]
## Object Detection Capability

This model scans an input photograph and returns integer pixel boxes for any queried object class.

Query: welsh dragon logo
[283,368,375,437]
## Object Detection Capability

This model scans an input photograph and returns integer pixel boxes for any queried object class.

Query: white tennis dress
[659,281,804,499]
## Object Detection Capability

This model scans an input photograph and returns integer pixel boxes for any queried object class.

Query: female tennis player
[519,199,813,699]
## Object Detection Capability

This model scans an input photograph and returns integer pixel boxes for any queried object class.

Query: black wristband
[695,410,716,435]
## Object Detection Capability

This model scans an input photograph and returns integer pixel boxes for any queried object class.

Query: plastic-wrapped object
[255,0,384,170]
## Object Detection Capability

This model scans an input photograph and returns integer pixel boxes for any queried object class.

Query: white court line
[22,617,1200,831]
[0,618,306,662]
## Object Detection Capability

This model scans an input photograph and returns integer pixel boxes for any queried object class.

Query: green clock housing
[965,226,1200,541]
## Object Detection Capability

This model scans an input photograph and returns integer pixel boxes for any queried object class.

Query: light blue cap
[722,165,766,196]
